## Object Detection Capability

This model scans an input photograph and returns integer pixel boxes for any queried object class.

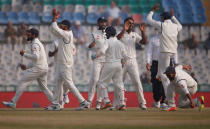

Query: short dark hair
[27,28,39,37]
[60,20,71,29]
[105,26,116,38]
[160,12,171,20]
[124,17,134,24]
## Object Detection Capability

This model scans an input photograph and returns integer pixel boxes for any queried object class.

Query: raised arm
[146,5,161,29]
[139,23,147,45]
[170,9,182,32]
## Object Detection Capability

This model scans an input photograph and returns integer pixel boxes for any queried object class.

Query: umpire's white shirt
[51,22,74,66]
[146,11,182,54]
[119,31,142,59]
[24,38,48,70]
[89,29,106,62]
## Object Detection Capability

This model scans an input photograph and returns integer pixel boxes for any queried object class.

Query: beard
[168,77,175,81]
[27,37,33,41]
[98,26,105,30]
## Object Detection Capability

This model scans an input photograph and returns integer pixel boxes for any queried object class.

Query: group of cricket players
[2,5,205,111]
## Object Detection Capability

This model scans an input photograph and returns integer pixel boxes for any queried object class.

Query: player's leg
[112,63,125,110]
[88,61,103,104]
[2,69,39,108]
[37,72,53,102]
[63,83,70,104]
[127,60,146,109]
[166,83,176,109]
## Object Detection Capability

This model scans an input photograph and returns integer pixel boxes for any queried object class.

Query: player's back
[105,37,126,62]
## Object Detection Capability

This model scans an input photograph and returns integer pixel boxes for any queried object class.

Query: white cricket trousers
[88,61,104,103]
[167,83,197,108]
[11,67,53,104]
[123,58,146,105]
[52,64,85,106]
[98,61,125,106]
[157,52,175,95]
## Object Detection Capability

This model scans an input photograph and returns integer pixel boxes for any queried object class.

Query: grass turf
[0,108,210,129]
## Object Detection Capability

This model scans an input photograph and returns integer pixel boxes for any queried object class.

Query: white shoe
[139,104,147,110]
[63,94,69,104]
[45,105,61,111]
[160,103,168,111]
[76,101,90,111]
[2,101,16,109]
[95,101,101,110]
[152,101,160,108]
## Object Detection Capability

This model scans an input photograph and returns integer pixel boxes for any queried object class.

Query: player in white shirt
[48,36,76,107]
[87,17,107,110]
[2,28,53,108]
[97,26,128,110]
[146,5,182,97]
[117,17,147,110]
[164,65,205,111]
[45,8,89,110]
[146,33,178,108]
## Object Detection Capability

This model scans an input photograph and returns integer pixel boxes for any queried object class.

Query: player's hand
[152,4,159,11]
[170,9,174,16]
[52,8,60,20]
[20,50,24,56]
[146,63,151,71]
[20,64,26,70]
[139,23,146,32]
[183,64,192,71]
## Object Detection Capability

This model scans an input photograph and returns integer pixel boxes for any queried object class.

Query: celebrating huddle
[2,5,204,111]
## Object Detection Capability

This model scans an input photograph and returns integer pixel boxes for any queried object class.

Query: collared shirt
[146,35,178,64]
[173,65,197,94]
[146,11,182,53]
[119,31,142,59]
[51,22,74,66]
[99,37,128,62]
[89,29,106,62]
[24,38,48,70]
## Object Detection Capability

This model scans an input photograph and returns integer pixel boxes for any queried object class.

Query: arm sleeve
[121,44,128,61]
[23,43,40,61]
[171,16,182,32]
[146,38,153,64]
[146,11,162,29]
[51,22,71,43]
[174,52,178,64]
[135,32,142,44]
[97,41,108,56]
[177,80,189,94]
[175,65,183,71]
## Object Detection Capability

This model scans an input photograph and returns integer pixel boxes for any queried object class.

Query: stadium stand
[0,0,209,92]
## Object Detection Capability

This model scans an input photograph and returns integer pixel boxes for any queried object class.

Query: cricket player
[48,35,76,107]
[87,17,107,110]
[146,5,182,98]
[97,26,128,110]
[164,65,205,111]
[146,33,178,108]
[117,17,147,110]
[45,8,89,110]
[2,28,53,108]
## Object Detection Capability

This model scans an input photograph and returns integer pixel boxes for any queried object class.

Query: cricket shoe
[45,105,61,111]
[139,104,147,110]
[109,106,117,111]
[167,107,176,111]
[118,105,126,111]
[2,101,16,109]
[63,94,69,104]
[152,101,160,108]
[95,101,101,110]
[199,96,205,112]
[160,103,168,111]
[76,100,90,111]
[101,102,112,110]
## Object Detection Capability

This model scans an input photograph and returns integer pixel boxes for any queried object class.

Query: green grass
[0,108,210,129]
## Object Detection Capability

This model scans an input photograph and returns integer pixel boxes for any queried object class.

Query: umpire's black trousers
[150,60,166,103]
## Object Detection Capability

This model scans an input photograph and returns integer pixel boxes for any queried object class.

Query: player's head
[164,66,176,81]
[59,20,71,30]
[26,28,39,41]
[160,12,171,21]
[124,17,134,32]
[97,17,107,30]
[105,26,116,39]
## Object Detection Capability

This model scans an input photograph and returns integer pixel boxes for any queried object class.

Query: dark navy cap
[160,12,171,20]
[164,66,176,74]
[60,20,71,29]
[27,28,39,37]
[97,17,107,23]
